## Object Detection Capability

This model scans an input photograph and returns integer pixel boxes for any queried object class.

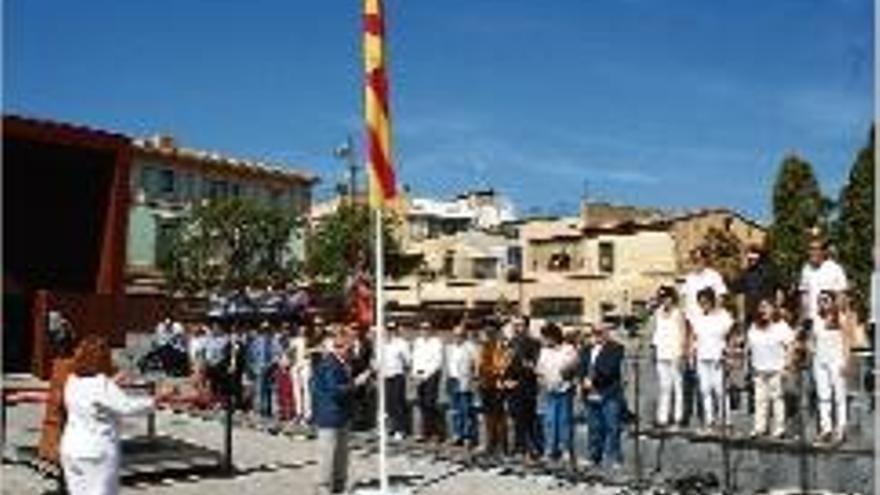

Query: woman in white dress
[60,337,156,495]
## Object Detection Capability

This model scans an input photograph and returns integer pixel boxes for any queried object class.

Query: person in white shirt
[747,298,795,438]
[799,238,848,323]
[188,324,208,370]
[812,290,850,443]
[535,323,578,463]
[154,318,173,348]
[680,246,727,427]
[60,337,157,495]
[689,287,734,432]
[169,319,187,353]
[411,321,444,442]
[378,322,411,439]
[682,246,729,323]
[651,286,687,428]
[290,323,315,424]
[446,325,480,447]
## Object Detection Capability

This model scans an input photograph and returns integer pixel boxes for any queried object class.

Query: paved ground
[3,403,630,495]
[4,343,874,494]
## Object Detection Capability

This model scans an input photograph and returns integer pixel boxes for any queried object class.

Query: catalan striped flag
[363,0,397,209]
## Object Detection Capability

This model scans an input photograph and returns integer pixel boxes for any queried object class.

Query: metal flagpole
[375,207,389,494]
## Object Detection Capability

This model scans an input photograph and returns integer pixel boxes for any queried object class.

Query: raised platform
[637,427,874,457]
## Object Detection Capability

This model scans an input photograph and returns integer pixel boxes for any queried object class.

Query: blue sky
[4,1,873,220]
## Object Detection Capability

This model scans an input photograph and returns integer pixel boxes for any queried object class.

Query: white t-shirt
[446,341,479,391]
[683,268,728,321]
[60,374,154,460]
[812,316,846,365]
[411,336,444,378]
[691,309,733,361]
[378,336,411,377]
[189,334,208,363]
[536,343,578,392]
[748,321,794,372]
[800,259,848,321]
[653,307,686,361]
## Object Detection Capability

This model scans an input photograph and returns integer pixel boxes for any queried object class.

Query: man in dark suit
[347,324,375,431]
[313,328,365,495]
[580,323,625,469]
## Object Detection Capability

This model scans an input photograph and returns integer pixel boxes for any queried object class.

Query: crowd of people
[40,235,873,495]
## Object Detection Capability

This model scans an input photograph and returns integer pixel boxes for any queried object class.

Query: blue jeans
[254,369,274,418]
[542,390,574,459]
[449,379,477,442]
[585,392,623,465]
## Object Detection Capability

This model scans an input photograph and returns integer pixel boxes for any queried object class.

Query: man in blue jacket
[313,328,365,494]
[579,323,626,470]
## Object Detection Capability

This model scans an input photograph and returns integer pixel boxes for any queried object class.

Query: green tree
[834,127,875,318]
[767,154,828,289]
[702,226,745,285]
[305,204,417,296]
[162,198,301,295]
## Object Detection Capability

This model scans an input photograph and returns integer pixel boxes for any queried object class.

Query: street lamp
[333,135,358,204]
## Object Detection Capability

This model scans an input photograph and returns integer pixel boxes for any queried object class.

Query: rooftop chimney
[150,134,176,149]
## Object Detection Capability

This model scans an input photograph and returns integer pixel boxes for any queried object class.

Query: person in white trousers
[651,286,687,428]
[291,326,314,424]
[60,337,157,495]
[747,298,795,438]
[812,291,850,443]
[689,287,733,433]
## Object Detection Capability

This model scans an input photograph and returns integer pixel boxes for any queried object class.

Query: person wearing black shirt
[504,317,541,463]
[347,325,375,431]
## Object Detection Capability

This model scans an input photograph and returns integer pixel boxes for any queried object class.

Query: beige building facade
[384,201,766,328]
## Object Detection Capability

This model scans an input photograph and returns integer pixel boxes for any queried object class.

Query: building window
[230,183,241,198]
[158,169,175,196]
[548,251,572,271]
[181,173,196,201]
[443,251,455,279]
[530,297,583,324]
[507,246,523,273]
[155,219,180,270]
[599,301,617,323]
[208,180,229,199]
[598,241,614,274]
[472,258,498,280]
[139,165,156,196]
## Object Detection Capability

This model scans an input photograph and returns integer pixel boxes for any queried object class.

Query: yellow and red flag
[363,0,397,209]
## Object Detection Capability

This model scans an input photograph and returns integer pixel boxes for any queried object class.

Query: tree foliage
[161,198,300,295]
[767,154,828,289]
[834,127,875,318]
[702,226,745,285]
[305,204,418,297]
